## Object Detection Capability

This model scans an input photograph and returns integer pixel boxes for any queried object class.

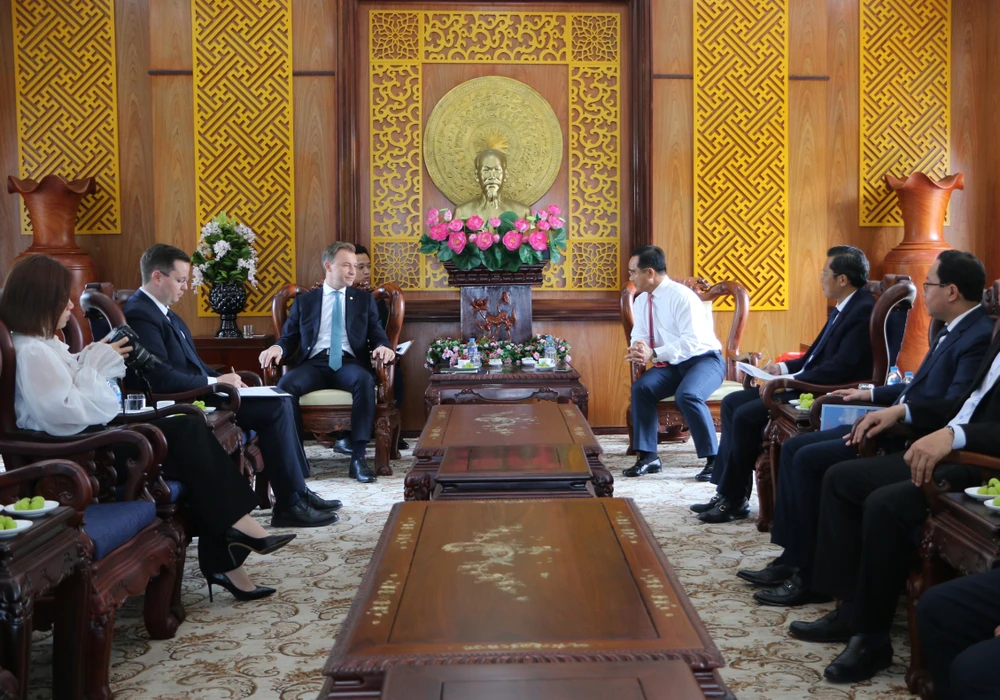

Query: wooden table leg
[0,594,32,700]
[53,566,90,699]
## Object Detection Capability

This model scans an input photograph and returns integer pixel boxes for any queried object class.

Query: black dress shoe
[224,528,296,556]
[349,456,378,483]
[397,436,409,450]
[824,635,893,683]
[753,573,832,606]
[332,437,351,455]
[737,562,797,587]
[205,572,276,602]
[697,497,749,523]
[304,488,342,511]
[789,609,853,643]
[694,463,714,482]
[690,494,721,513]
[623,455,661,477]
[270,500,340,528]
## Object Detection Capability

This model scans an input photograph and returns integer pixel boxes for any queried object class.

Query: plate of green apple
[966,478,1000,502]
[3,496,58,518]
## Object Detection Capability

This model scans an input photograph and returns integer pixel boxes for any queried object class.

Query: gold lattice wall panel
[12,0,120,234]
[860,0,950,226]
[694,0,788,311]
[369,11,620,292]
[192,0,295,316]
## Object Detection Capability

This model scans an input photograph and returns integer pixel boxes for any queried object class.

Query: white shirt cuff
[951,425,967,450]
[778,362,788,374]
[206,377,217,385]
[903,405,912,423]
[870,389,876,402]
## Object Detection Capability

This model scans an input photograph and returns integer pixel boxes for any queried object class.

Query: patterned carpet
[26,436,916,699]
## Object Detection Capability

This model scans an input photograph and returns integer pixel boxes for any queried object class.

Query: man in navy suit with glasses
[259,242,395,484]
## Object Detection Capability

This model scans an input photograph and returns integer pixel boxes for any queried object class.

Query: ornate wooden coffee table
[379,659,722,699]
[405,403,612,500]
[319,498,726,698]
[425,364,589,418]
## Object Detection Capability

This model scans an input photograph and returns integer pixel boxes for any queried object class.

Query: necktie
[648,294,667,367]
[805,308,840,367]
[930,326,950,354]
[168,310,209,376]
[329,291,343,371]
[897,327,951,404]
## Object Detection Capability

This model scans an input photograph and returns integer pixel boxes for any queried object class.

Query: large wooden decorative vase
[883,172,963,373]
[7,175,101,342]
[444,262,544,344]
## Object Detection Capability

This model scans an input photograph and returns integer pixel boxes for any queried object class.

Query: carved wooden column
[7,175,101,342]
[444,262,543,344]
[883,172,963,373]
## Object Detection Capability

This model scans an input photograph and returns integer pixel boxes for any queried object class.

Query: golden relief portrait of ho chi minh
[423,76,564,220]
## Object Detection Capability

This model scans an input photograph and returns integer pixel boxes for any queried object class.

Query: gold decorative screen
[369,12,621,291]
[693,0,788,311]
[192,0,295,316]
[860,0,950,226]
[11,0,121,234]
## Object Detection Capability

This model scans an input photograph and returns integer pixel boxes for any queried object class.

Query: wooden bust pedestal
[444,261,544,344]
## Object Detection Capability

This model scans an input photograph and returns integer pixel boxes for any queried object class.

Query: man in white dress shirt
[259,242,394,483]
[625,246,726,478]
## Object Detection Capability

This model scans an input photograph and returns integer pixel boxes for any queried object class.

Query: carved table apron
[319,498,727,699]
[424,364,589,419]
[0,506,90,699]
[406,403,612,500]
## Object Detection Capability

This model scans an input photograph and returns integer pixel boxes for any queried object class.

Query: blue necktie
[805,308,840,367]
[329,291,343,371]
[168,310,210,376]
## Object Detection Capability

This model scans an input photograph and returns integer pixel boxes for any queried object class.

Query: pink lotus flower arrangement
[421,205,567,272]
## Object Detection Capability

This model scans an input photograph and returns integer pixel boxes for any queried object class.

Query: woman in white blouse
[0,255,294,602]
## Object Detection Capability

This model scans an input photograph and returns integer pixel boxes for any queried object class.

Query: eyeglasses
[921,281,949,290]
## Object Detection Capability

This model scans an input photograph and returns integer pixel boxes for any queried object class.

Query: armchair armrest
[237,371,263,387]
[921,450,1000,511]
[760,378,862,412]
[0,427,157,502]
[733,352,762,389]
[150,382,242,413]
[373,355,398,406]
[0,459,93,523]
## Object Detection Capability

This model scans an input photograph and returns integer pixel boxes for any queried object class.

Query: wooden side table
[0,507,90,699]
[424,364,589,419]
[193,335,275,374]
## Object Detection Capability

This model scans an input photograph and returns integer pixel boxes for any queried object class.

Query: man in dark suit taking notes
[125,244,341,529]
[259,242,395,484]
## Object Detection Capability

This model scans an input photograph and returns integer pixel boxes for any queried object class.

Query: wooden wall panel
[0,0,31,269]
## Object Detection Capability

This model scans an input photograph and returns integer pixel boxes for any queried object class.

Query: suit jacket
[909,327,1000,455]
[275,286,390,369]
[123,290,220,394]
[872,307,993,405]
[784,287,876,385]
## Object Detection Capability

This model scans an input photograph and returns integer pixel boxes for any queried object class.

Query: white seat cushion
[659,379,744,404]
[299,389,353,407]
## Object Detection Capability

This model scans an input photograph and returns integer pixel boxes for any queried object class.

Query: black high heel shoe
[206,572,276,602]
[224,527,296,556]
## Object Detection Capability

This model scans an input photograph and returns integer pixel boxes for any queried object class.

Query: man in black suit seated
[693,246,876,523]
[259,242,395,484]
[124,244,341,528]
[788,316,1000,684]
[745,251,993,605]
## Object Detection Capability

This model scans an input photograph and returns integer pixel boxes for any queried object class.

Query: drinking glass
[124,394,146,413]
[242,324,255,337]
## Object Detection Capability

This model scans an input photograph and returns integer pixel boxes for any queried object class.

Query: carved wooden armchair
[620,278,758,454]
[0,322,184,698]
[752,275,917,531]
[267,282,404,475]
[78,283,269,504]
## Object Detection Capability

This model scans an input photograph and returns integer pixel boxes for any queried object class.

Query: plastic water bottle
[544,335,557,365]
[467,338,480,367]
[108,380,123,406]
[886,366,902,385]
[902,371,914,385]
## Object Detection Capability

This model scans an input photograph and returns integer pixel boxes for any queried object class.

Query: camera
[105,324,162,372]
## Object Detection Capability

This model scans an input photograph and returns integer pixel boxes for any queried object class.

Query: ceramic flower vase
[208,281,248,338]
[7,175,101,342]
[883,172,964,373]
